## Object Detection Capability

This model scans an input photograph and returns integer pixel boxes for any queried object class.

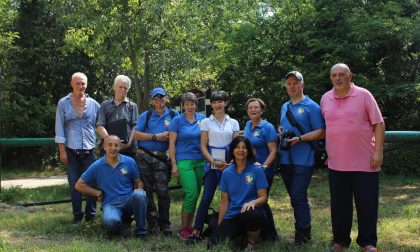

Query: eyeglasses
[152,94,165,100]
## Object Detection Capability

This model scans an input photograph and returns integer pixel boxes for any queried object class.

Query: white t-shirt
[200,114,240,147]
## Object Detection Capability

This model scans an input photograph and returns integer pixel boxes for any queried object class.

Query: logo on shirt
[297,107,305,114]
[252,129,261,137]
[119,167,128,175]
[244,173,254,184]
[164,119,171,126]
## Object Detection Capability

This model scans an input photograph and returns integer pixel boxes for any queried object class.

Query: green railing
[1,131,420,147]
[1,131,419,206]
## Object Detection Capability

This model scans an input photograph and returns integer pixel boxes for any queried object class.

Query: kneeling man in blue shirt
[75,135,147,238]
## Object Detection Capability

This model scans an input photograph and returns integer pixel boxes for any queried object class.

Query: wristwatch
[152,134,157,141]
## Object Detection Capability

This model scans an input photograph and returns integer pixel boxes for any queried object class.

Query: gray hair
[113,75,131,89]
[331,63,351,74]
[71,72,87,82]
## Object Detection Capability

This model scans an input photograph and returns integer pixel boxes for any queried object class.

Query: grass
[1,165,66,179]
[0,170,419,251]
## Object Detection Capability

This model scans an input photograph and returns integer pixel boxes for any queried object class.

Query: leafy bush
[382,143,420,176]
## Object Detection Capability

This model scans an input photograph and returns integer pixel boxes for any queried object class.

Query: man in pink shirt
[321,63,385,252]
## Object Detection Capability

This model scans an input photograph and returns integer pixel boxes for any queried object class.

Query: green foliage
[382,143,420,176]
[0,0,418,170]
[0,186,25,204]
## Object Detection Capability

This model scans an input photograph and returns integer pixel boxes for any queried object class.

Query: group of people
[55,62,384,252]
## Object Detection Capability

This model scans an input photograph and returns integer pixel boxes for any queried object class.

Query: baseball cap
[150,87,167,98]
[286,71,304,82]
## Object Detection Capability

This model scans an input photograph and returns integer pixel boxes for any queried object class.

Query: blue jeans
[66,148,97,218]
[280,164,313,229]
[193,169,219,232]
[102,190,148,235]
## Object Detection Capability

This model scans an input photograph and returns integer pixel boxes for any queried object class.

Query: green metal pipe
[0,138,55,147]
[384,131,420,143]
[0,131,419,147]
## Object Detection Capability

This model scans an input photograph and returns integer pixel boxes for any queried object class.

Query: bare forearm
[218,203,228,225]
[201,146,213,163]
[134,131,154,141]
[128,126,136,143]
[374,123,385,153]
[75,179,101,197]
[58,143,66,152]
[169,132,177,162]
[134,179,144,190]
[252,195,267,207]
[96,125,108,139]
[263,142,277,166]
[299,128,325,142]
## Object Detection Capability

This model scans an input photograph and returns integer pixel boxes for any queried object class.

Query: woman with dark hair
[187,91,239,244]
[169,92,206,239]
[208,136,268,250]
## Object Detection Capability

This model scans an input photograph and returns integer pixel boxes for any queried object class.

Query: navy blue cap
[150,87,167,98]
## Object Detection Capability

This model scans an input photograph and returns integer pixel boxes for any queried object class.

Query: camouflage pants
[136,152,170,229]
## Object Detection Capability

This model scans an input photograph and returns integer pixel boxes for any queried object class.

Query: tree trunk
[141,48,151,113]
[128,37,147,112]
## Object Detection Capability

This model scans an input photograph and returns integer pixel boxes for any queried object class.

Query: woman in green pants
[169,92,206,239]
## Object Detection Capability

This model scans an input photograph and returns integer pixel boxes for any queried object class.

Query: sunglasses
[152,94,165,100]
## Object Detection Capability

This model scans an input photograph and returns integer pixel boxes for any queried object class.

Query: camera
[280,130,296,150]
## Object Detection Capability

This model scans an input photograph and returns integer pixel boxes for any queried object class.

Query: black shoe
[186,234,203,245]
[85,215,95,223]
[295,227,311,245]
[161,227,172,236]
[73,215,83,224]
[136,233,147,240]
[148,225,159,235]
[122,216,134,228]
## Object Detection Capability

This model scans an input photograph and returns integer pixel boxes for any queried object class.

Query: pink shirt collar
[328,83,358,100]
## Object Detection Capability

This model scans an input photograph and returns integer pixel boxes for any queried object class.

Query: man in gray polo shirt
[96,75,138,158]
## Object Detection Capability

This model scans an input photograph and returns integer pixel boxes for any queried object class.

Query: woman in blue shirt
[208,136,268,250]
[243,98,278,193]
[169,92,205,239]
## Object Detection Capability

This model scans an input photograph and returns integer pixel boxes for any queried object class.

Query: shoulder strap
[286,103,305,134]
[286,103,317,150]
[144,109,153,131]
[105,100,120,124]
[145,108,176,131]
[106,100,133,123]
[169,109,176,119]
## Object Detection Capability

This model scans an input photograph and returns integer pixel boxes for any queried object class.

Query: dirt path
[1,176,67,189]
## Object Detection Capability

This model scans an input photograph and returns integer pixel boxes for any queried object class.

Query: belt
[66,147,93,155]
[137,148,167,158]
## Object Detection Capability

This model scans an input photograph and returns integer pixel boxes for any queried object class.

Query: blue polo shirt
[244,119,278,178]
[169,113,205,161]
[136,107,180,152]
[279,96,325,166]
[81,154,140,207]
[220,162,268,219]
